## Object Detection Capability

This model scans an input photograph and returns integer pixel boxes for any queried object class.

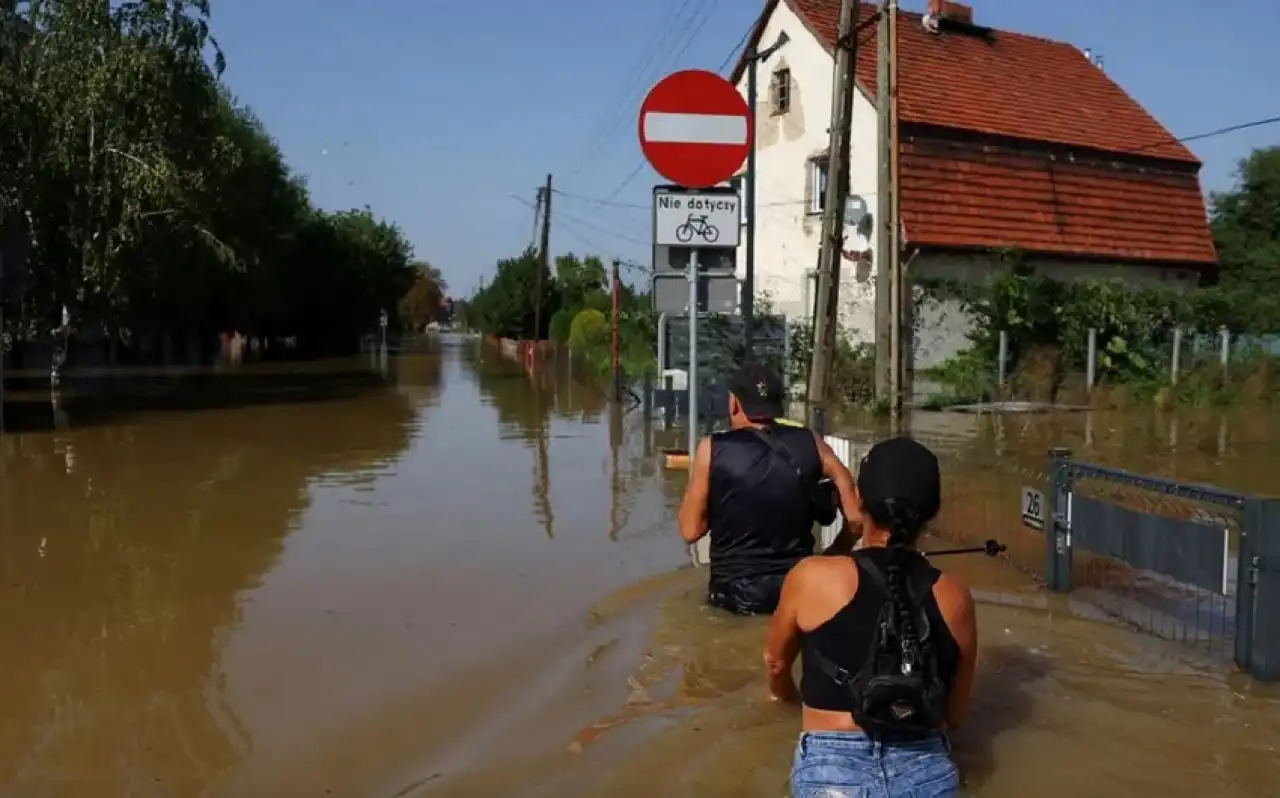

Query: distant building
[730,0,1216,383]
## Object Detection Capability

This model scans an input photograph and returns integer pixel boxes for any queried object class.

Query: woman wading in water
[764,437,979,798]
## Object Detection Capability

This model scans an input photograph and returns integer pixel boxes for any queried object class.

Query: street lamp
[743,30,789,358]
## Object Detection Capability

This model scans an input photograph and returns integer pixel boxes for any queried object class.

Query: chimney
[940,2,973,24]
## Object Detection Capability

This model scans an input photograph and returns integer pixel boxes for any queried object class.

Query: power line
[597,0,744,203]
[563,0,697,179]
[552,188,649,209]
[565,0,717,181]
[556,221,610,258]
[509,193,651,258]
[556,208,650,247]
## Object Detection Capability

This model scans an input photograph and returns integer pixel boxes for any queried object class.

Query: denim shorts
[790,730,959,798]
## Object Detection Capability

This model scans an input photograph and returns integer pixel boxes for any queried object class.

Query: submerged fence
[1043,450,1280,680]
[822,430,1280,681]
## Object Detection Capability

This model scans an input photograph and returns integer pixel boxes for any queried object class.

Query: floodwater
[0,336,1277,797]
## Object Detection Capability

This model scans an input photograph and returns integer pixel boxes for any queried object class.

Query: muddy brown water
[1,336,1277,797]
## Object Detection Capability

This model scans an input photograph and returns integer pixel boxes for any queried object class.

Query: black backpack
[807,551,950,740]
[745,426,839,527]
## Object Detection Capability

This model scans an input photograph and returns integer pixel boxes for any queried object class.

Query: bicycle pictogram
[674,213,720,244]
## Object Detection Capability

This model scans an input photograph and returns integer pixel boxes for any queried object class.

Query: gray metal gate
[1045,448,1280,681]
[652,313,789,425]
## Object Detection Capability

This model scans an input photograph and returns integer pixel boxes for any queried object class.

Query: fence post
[1239,498,1280,681]
[1045,447,1074,592]
[1170,327,1182,385]
[811,405,827,437]
[997,330,1009,388]
[1219,326,1230,374]
[662,373,675,428]
[1086,328,1097,392]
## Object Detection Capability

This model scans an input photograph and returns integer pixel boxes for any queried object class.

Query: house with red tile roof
[728,0,1217,376]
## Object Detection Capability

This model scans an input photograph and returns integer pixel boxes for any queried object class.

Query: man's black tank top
[706,424,821,589]
[799,548,961,712]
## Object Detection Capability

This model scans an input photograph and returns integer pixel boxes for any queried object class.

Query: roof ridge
[895,5,1085,51]
[773,0,1198,164]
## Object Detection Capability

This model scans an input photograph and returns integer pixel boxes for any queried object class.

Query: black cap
[857,436,941,519]
[726,362,786,421]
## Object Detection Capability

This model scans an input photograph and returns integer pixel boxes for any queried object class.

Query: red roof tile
[735,1,1216,265]
[899,135,1216,264]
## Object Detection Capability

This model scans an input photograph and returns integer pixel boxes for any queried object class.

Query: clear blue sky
[213,0,1278,296]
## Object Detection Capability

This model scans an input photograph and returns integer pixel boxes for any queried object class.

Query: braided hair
[864,496,932,672]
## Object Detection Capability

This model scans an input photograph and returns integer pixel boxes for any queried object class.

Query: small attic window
[769,68,791,115]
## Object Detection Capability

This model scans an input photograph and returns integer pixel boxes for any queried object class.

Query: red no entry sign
[638,69,751,189]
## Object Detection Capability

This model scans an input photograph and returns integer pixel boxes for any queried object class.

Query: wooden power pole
[874,0,903,417]
[806,0,861,428]
[611,257,622,400]
[887,1,904,421]
[535,173,552,343]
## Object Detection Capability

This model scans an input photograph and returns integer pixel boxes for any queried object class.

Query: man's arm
[813,433,861,554]
[677,436,712,544]
[764,560,808,702]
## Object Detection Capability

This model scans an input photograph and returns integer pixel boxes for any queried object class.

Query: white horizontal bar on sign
[644,112,748,146]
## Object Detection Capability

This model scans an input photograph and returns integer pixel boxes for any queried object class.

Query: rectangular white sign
[643,113,749,146]
[1021,486,1045,530]
[653,190,741,248]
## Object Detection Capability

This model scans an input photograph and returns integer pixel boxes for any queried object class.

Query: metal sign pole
[687,249,699,463]
[0,252,5,434]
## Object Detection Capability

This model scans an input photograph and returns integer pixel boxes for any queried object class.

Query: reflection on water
[0,356,420,795]
[3,337,1279,796]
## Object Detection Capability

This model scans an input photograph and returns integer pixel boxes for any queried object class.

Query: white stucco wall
[734,5,1204,381]
[733,2,879,343]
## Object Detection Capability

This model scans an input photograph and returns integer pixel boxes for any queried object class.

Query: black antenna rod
[923,539,1006,558]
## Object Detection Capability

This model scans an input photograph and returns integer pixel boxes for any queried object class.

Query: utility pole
[535,173,552,344]
[0,251,5,435]
[874,0,902,417]
[531,187,543,250]
[743,45,759,358]
[887,1,904,422]
[806,0,861,429]
[611,257,622,400]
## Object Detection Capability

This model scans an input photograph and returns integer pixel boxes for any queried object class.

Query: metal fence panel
[652,314,790,427]
[1044,451,1280,681]
[1072,496,1230,595]
[662,314,788,375]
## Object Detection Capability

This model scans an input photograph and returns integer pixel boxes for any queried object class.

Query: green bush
[548,308,574,343]
[568,308,609,351]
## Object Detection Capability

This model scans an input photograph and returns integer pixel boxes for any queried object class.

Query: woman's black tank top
[799,547,961,712]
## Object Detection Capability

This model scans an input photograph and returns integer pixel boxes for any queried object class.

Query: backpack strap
[806,554,890,687]
[807,552,934,687]
[806,638,855,686]
[904,556,939,604]
[851,550,890,594]
[745,426,806,482]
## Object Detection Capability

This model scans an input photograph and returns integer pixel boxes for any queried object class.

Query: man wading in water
[677,362,862,615]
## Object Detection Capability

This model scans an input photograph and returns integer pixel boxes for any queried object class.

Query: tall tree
[554,253,607,312]
[2,0,420,357]
[1211,146,1280,291]
[399,261,448,332]
[470,247,557,338]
